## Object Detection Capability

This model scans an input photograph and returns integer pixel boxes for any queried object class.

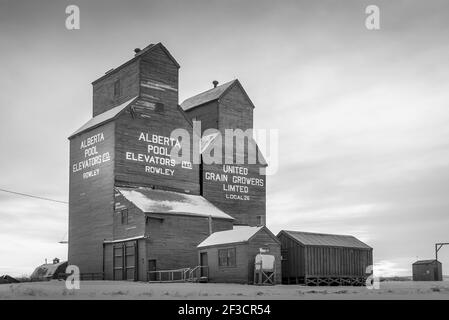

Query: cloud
[1,0,449,277]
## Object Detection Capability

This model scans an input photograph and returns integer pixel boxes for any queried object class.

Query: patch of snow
[103,235,147,244]
[198,226,263,247]
[117,187,233,220]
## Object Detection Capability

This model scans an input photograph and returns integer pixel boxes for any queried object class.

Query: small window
[121,209,128,225]
[256,215,264,226]
[218,248,236,267]
[114,79,121,97]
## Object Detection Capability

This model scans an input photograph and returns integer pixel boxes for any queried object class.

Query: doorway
[200,252,208,277]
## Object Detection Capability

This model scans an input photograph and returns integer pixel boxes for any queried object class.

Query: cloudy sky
[1,0,449,277]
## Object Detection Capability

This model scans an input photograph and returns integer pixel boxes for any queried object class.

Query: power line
[0,188,68,204]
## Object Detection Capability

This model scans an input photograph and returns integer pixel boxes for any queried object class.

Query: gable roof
[180,79,255,111]
[92,42,180,85]
[68,96,138,139]
[413,259,440,265]
[279,230,371,249]
[116,187,234,220]
[197,225,280,248]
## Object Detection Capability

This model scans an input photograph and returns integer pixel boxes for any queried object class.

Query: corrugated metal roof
[180,80,237,111]
[413,259,439,265]
[197,226,263,247]
[280,230,371,249]
[69,96,138,138]
[116,187,234,220]
[30,261,68,280]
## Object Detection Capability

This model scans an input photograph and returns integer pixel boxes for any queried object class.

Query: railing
[147,266,209,283]
[80,273,104,280]
[147,268,190,282]
[188,266,209,282]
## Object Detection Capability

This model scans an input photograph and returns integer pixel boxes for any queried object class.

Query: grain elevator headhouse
[68,43,273,282]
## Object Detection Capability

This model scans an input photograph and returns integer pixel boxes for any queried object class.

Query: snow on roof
[69,96,138,138]
[197,226,263,248]
[116,187,234,220]
[30,261,68,280]
[280,230,371,249]
[180,80,237,111]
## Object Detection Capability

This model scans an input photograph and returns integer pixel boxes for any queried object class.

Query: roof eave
[68,96,138,139]
[91,42,180,86]
[197,240,249,249]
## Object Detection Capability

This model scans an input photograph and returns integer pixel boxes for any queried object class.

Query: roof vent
[134,48,141,55]
[212,80,219,88]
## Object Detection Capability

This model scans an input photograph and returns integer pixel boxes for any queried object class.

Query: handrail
[147,266,208,282]
[147,268,190,282]
[188,265,208,281]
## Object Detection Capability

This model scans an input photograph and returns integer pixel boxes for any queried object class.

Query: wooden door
[200,252,208,277]
[113,242,137,281]
[124,242,136,281]
[113,245,124,280]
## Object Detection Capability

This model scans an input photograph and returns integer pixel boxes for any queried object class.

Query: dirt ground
[1,280,448,300]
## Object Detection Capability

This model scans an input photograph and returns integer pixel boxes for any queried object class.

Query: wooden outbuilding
[103,187,234,281]
[30,260,68,281]
[412,260,443,281]
[197,226,281,284]
[277,230,373,286]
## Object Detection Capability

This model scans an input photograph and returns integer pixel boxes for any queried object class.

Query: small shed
[277,230,373,286]
[30,260,68,281]
[412,260,442,281]
[197,226,281,284]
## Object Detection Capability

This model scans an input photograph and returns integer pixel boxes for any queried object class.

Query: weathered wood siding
[113,189,146,240]
[218,84,253,132]
[92,60,140,117]
[184,83,266,225]
[198,228,281,284]
[103,243,113,280]
[304,246,372,277]
[146,215,233,271]
[412,262,443,281]
[185,101,219,134]
[139,45,179,112]
[68,122,115,274]
[199,244,249,284]
[278,232,373,281]
[114,98,200,194]
[278,233,305,280]
[202,163,266,226]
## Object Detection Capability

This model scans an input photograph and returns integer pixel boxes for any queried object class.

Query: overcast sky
[1,0,449,277]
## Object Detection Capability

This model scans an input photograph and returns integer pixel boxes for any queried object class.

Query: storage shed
[197,226,281,284]
[30,260,68,281]
[412,260,442,281]
[277,230,373,286]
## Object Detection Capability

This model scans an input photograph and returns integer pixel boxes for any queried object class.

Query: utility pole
[435,243,449,261]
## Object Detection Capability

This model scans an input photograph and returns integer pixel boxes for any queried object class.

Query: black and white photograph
[0,0,449,312]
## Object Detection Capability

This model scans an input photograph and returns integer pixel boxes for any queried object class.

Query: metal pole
[436,244,438,261]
